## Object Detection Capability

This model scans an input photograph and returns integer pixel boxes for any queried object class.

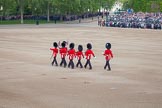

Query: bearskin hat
[87,43,92,49]
[53,42,58,48]
[105,43,111,49]
[63,41,67,44]
[69,43,75,49]
[78,45,83,51]
[61,42,66,48]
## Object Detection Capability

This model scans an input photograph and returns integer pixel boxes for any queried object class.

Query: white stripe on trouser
[69,55,72,60]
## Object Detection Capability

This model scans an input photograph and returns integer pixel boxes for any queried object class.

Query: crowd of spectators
[100,12,162,30]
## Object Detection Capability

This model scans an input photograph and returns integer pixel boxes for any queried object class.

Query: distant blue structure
[127,8,133,14]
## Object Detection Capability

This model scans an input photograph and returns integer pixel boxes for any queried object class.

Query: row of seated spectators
[101,12,162,30]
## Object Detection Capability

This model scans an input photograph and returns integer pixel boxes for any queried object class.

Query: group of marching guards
[50,41,113,71]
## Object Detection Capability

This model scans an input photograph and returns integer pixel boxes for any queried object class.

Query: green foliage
[0,0,117,16]
[121,0,162,12]
[0,0,118,23]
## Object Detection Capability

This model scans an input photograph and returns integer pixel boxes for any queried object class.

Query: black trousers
[104,60,111,70]
[84,59,92,69]
[68,60,74,69]
[51,57,58,66]
[60,58,67,68]
[76,59,83,68]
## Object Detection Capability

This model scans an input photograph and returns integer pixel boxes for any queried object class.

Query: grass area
[0,20,59,25]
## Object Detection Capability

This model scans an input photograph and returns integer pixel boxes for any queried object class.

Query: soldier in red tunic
[84,43,95,70]
[50,42,58,66]
[103,43,113,71]
[59,42,67,68]
[67,43,76,69]
[76,45,84,68]
[58,41,68,50]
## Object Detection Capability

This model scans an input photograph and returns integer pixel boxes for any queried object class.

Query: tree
[20,0,24,24]
[0,0,118,22]
[0,0,16,16]
[121,0,162,12]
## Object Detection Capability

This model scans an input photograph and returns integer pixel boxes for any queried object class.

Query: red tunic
[59,47,67,58]
[85,49,95,60]
[67,49,76,60]
[76,51,84,60]
[103,49,113,60]
[50,48,58,57]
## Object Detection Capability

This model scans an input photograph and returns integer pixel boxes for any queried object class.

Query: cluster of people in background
[99,12,162,30]
[50,41,113,71]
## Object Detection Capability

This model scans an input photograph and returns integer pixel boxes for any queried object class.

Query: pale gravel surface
[0,22,162,108]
